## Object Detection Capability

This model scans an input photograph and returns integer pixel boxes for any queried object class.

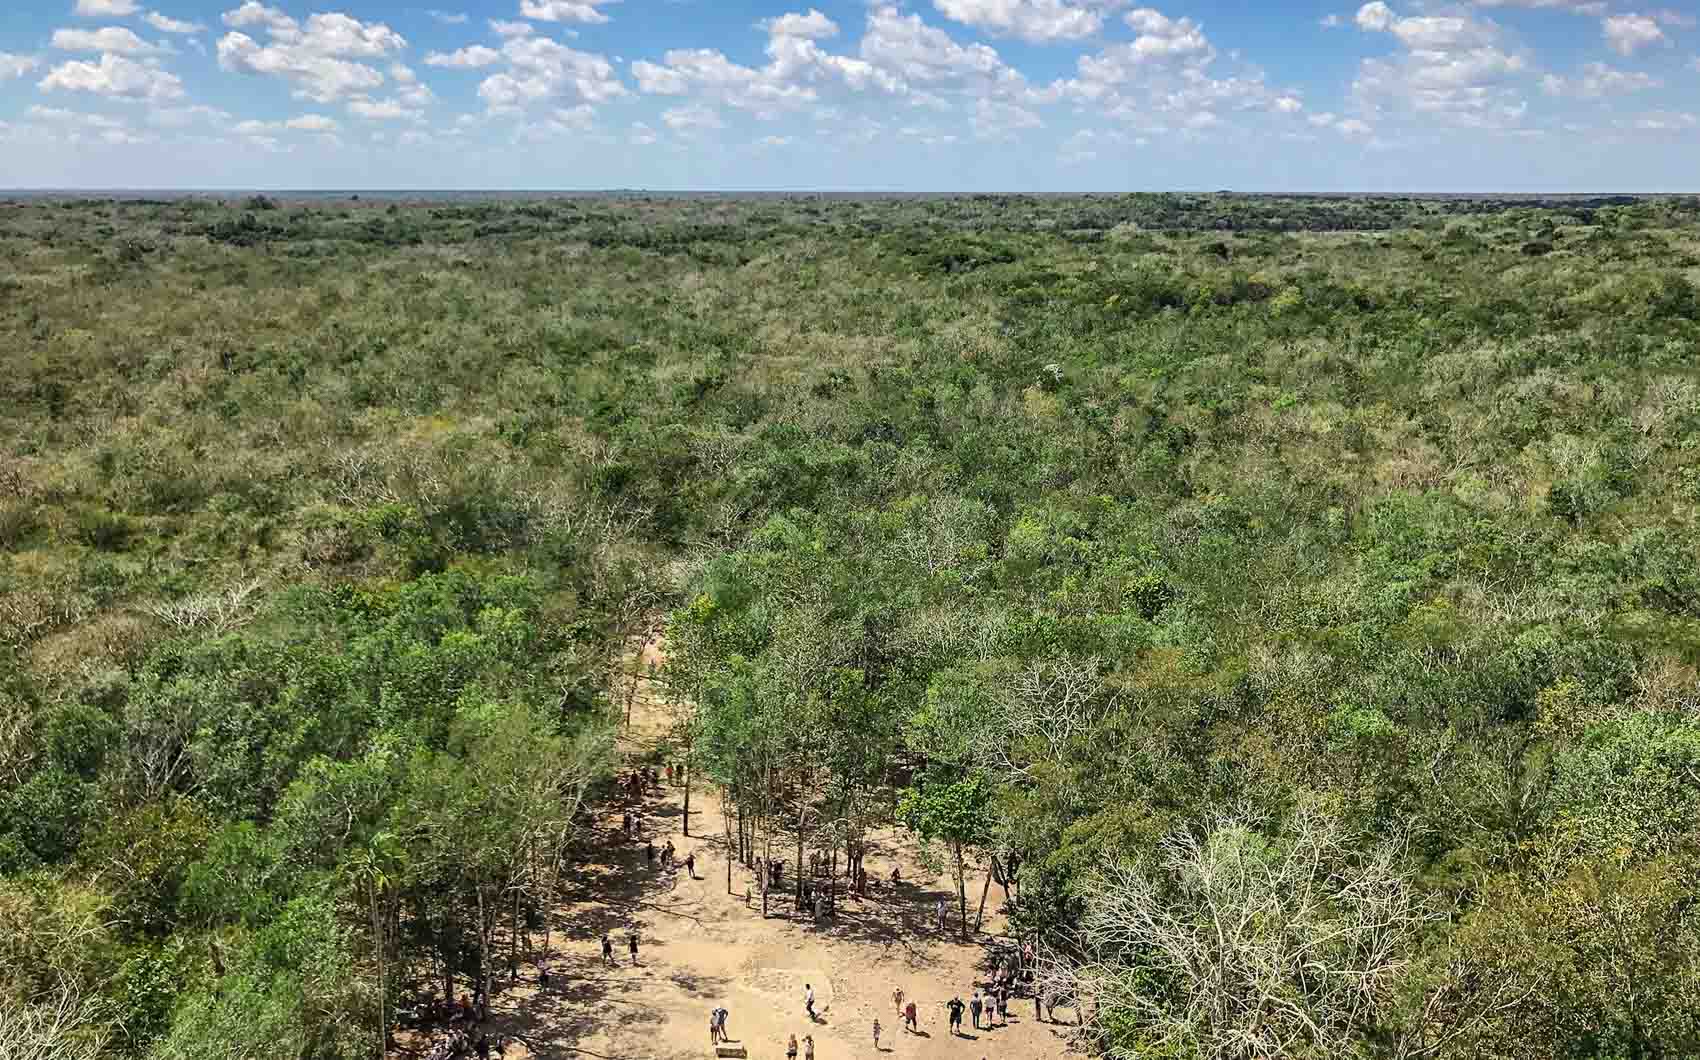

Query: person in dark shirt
[946,996,965,1036]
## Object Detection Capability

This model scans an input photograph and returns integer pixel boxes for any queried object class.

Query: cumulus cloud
[73,0,140,16]
[0,52,40,80]
[490,19,534,37]
[517,0,619,24]
[147,102,229,126]
[932,0,1105,44]
[52,27,170,55]
[216,4,407,103]
[1602,14,1665,56]
[761,9,838,40]
[144,11,204,33]
[662,102,724,131]
[39,52,185,101]
[1541,61,1660,97]
[1350,2,1532,131]
[476,35,626,113]
[971,97,1042,138]
[347,97,411,119]
[633,10,907,122]
[425,44,501,68]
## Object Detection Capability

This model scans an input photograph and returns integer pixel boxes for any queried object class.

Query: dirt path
[478,635,1081,1060]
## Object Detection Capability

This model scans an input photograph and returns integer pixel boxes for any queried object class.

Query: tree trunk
[368,883,386,1060]
[974,863,994,933]
[954,843,969,940]
[509,883,521,984]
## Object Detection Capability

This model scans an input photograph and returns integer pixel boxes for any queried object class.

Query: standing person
[804,982,816,1021]
[718,1006,730,1041]
[904,1000,918,1034]
[946,996,964,1036]
[786,1033,798,1059]
[601,933,613,966]
[646,840,655,866]
[627,931,639,965]
[970,990,983,1030]
[476,1031,490,1060]
[538,960,550,989]
[708,1010,719,1045]
[803,1033,815,1059]
[685,851,696,879]
[892,986,904,1015]
[872,1017,882,1051]
[936,897,947,932]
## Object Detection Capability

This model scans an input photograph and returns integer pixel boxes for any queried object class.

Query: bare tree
[143,578,264,636]
[1059,804,1441,1059]
[0,984,110,1060]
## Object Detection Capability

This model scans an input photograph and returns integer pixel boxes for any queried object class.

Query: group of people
[600,931,641,966]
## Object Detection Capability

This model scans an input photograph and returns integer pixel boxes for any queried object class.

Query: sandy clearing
[463,635,1082,1060]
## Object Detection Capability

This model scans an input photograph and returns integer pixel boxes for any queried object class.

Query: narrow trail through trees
[464,634,1079,1060]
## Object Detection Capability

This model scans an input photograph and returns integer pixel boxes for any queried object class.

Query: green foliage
[6,192,1700,1058]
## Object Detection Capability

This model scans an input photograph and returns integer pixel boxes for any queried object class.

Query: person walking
[970,990,983,1030]
[627,931,639,965]
[804,982,816,1021]
[946,996,964,1036]
[936,897,947,932]
[892,987,904,1015]
[601,933,613,966]
[904,1000,918,1034]
[786,1033,799,1059]
[872,1017,882,1051]
[685,851,696,879]
[803,1034,815,1059]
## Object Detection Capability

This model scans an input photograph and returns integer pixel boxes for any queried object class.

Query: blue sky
[0,0,1696,189]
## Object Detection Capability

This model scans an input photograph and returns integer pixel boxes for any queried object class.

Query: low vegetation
[3,191,1700,1058]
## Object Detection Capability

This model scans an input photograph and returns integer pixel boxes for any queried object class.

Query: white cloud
[1350,3,1532,131]
[1622,109,1695,130]
[144,11,204,33]
[39,52,184,101]
[1122,7,1212,58]
[517,0,618,24]
[216,5,407,103]
[633,11,907,122]
[1473,0,1604,13]
[1321,13,1344,28]
[860,5,1021,89]
[425,44,501,68]
[28,104,125,128]
[490,19,533,37]
[932,0,1104,44]
[629,119,656,144]
[51,27,169,55]
[1541,60,1660,97]
[0,52,39,80]
[971,96,1041,137]
[73,0,140,16]
[147,102,229,126]
[1602,14,1665,56]
[476,36,626,112]
[429,10,469,24]
[347,97,411,119]
[662,102,723,131]
[1652,9,1696,28]
[761,10,839,40]
[285,112,338,130]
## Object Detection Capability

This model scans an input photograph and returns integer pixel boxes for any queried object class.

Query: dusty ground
[464,636,1082,1060]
